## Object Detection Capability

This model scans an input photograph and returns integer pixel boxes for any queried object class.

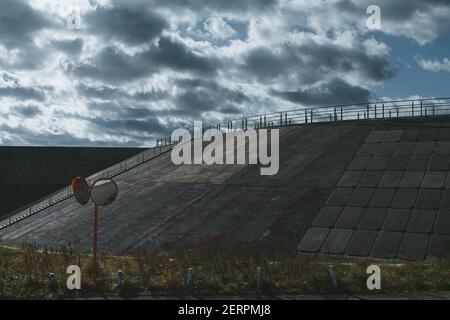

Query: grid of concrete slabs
[298,128,450,260]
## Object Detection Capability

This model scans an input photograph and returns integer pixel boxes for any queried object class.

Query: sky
[1,0,450,147]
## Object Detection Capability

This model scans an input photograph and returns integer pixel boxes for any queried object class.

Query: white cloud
[417,57,450,73]
[203,17,236,39]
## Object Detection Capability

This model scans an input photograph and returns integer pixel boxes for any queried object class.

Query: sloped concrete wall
[0,147,143,219]
[1,117,450,261]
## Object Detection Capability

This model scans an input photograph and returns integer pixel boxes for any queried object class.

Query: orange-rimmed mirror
[70,177,90,205]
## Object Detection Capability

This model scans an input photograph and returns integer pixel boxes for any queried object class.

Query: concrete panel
[433,211,450,235]
[335,207,364,229]
[337,172,362,188]
[440,189,450,210]
[407,156,430,171]
[368,155,390,171]
[407,210,436,233]
[387,156,410,171]
[416,189,443,210]
[298,228,330,253]
[398,233,430,260]
[391,189,419,209]
[348,188,374,207]
[394,142,415,155]
[434,141,450,154]
[358,171,383,188]
[400,129,419,142]
[378,172,403,188]
[345,230,377,256]
[348,156,372,171]
[327,188,354,206]
[369,188,395,208]
[428,235,450,257]
[422,172,447,189]
[371,231,403,259]
[365,130,386,143]
[414,142,435,155]
[321,229,353,254]
[357,143,378,156]
[358,208,387,231]
[417,129,439,141]
[376,142,397,155]
[429,155,450,171]
[382,209,411,232]
[400,172,424,188]
[383,130,403,142]
[312,207,343,228]
[438,128,450,141]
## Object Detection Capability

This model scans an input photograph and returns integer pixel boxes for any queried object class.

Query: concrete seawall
[0,147,143,219]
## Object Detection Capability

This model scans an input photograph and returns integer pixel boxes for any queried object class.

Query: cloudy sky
[1,0,450,146]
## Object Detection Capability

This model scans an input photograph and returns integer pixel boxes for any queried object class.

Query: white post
[186,267,193,287]
[256,266,262,289]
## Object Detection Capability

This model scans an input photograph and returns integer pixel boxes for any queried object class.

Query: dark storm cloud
[0,86,46,101]
[273,78,371,106]
[70,37,218,83]
[0,0,52,49]
[0,0,54,70]
[0,123,124,146]
[152,0,278,13]
[87,101,156,120]
[88,117,167,135]
[51,38,84,56]
[85,4,168,45]
[12,105,42,118]
[172,78,247,117]
[77,83,166,101]
[69,46,156,83]
[243,41,395,85]
[151,37,219,74]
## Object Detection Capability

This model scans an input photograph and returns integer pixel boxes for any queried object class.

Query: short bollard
[256,266,262,290]
[186,267,193,288]
[48,272,57,290]
[116,270,124,289]
[329,265,338,289]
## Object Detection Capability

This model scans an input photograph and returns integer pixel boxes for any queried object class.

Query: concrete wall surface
[0,147,143,219]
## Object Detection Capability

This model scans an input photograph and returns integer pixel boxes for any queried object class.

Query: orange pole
[92,204,99,282]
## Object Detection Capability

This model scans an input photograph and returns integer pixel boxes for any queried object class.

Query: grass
[0,239,449,299]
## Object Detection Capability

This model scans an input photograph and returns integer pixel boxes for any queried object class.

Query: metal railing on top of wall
[1,97,450,230]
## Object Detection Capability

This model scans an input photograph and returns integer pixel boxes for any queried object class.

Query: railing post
[280,113,282,126]
[367,105,370,119]
[412,102,414,116]
[310,109,313,123]
[263,115,266,128]
[340,107,343,120]
[285,112,287,125]
[334,108,337,121]
[374,104,377,118]
[420,101,423,116]
[305,110,308,123]
[259,116,262,128]
[382,104,385,118]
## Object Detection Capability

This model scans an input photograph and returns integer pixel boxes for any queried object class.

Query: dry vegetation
[0,239,449,299]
